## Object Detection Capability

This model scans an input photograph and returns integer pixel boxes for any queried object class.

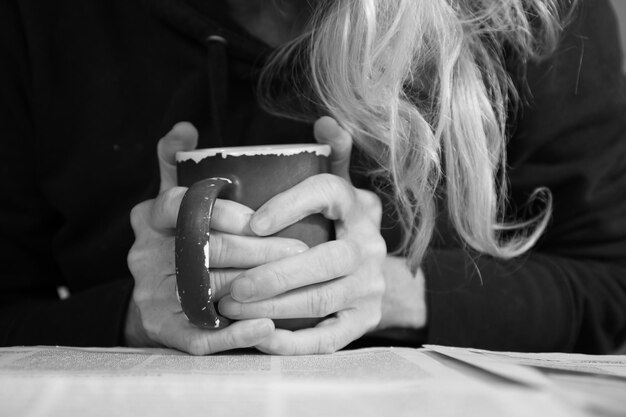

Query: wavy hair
[259,0,576,270]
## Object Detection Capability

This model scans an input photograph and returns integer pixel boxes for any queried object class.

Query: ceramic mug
[175,144,332,329]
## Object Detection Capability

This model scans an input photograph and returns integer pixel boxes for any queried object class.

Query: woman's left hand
[218,116,387,355]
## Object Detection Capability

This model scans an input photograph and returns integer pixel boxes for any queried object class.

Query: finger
[165,268,235,312]
[219,274,362,320]
[158,268,240,304]
[158,122,199,193]
[149,192,309,267]
[209,269,245,301]
[227,240,359,302]
[250,174,355,236]
[254,309,369,355]
[314,116,352,182]
[149,187,187,232]
[211,198,255,235]
[163,316,275,355]
[150,190,256,235]
[129,199,154,236]
[209,232,308,269]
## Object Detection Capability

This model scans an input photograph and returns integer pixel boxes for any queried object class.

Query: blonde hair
[260,0,575,270]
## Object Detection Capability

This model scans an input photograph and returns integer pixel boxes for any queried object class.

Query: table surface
[1,345,624,417]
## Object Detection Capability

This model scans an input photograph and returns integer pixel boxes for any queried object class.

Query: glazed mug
[175,144,332,329]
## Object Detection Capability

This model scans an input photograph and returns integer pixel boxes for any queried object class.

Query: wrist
[377,256,427,331]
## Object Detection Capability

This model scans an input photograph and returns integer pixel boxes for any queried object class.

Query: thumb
[157,122,198,192]
[313,116,352,182]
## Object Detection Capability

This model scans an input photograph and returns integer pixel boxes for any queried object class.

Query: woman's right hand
[125,122,306,354]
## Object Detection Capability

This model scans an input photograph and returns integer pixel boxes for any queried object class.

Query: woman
[1,0,625,354]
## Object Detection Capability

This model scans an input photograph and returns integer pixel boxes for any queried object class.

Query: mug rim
[176,143,331,162]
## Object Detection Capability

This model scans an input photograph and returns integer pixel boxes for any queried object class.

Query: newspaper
[426,345,626,417]
[0,345,587,417]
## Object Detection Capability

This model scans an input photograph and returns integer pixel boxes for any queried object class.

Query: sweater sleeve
[424,0,626,353]
[0,0,133,347]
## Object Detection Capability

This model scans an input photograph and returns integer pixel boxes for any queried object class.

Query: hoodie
[0,0,625,353]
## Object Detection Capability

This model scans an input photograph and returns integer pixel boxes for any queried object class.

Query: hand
[218,117,388,355]
[126,122,305,354]
[376,258,427,332]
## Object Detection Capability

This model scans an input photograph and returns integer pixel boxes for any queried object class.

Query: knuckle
[222,330,240,350]
[185,335,208,356]
[126,244,144,274]
[264,300,280,318]
[315,174,353,218]
[267,268,291,295]
[317,332,341,354]
[127,235,174,282]
[331,240,360,272]
[317,173,345,192]
[263,241,287,264]
[212,199,253,232]
[280,185,306,210]
[153,187,186,229]
[209,232,227,266]
[129,200,152,233]
[307,286,336,317]
[367,234,387,260]
[211,269,235,300]
[358,189,383,222]
[255,267,290,298]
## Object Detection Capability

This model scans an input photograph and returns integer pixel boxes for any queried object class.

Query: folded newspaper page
[425,345,626,417]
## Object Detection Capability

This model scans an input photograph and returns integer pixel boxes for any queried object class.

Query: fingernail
[232,278,255,302]
[284,242,308,255]
[251,214,271,235]
[168,122,194,144]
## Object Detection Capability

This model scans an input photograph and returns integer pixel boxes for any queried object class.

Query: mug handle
[175,177,233,329]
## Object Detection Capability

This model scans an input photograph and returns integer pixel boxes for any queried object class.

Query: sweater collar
[144,0,272,62]
[144,0,276,146]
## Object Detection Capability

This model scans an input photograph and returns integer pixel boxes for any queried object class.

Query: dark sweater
[1,0,625,353]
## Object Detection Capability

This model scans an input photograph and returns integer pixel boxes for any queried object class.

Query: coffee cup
[175,144,332,329]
